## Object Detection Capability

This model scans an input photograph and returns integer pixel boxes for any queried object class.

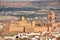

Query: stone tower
[48,10,55,31]
[21,16,25,21]
[48,10,55,23]
[32,21,35,27]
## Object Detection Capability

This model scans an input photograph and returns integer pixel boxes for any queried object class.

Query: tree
[35,24,41,26]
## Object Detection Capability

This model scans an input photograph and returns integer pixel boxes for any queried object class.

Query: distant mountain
[0,1,60,21]
[31,1,60,8]
[0,2,32,8]
[0,0,60,2]
[0,1,60,8]
[0,7,40,12]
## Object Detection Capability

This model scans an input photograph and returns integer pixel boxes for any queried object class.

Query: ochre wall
[25,27,48,32]
[34,27,47,32]
[9,27,23,32]
[9,26,49,33]
[25,27,34,32]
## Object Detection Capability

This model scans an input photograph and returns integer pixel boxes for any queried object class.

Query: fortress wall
[25,27,48,32]
[2,26,9,32]
[25,27,34,32]
[9,27,24,32]
[34,27,47,32]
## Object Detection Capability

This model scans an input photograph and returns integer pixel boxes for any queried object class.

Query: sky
[0,0,59,1]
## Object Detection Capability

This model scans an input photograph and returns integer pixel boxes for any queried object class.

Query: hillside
[0,1,60,8]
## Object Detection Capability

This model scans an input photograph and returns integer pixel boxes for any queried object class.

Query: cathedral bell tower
[48,10,55,31]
